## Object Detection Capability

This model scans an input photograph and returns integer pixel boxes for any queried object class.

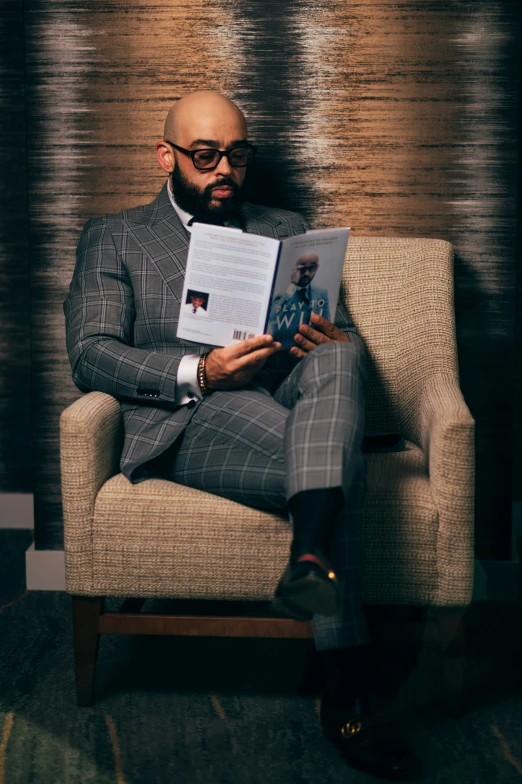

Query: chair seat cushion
[89,441,437,603]
[92,475,290,601]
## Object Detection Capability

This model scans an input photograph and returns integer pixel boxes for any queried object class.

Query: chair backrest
[340,237,459,437]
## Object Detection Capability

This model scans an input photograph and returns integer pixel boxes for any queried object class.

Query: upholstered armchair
[60,238,475,706]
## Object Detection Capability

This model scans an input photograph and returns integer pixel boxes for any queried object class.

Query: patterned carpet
[2,529,522,784]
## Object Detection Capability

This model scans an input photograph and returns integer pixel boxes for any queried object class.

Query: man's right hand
[290,265,300,285]
[205,335,281,391]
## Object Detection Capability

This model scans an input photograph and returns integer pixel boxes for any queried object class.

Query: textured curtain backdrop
[19,0,519,556]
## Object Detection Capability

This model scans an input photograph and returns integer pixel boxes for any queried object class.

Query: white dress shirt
[181,302,209,317]
[167,182,204,405]
[167,181,269,404]
[285,282,311,299]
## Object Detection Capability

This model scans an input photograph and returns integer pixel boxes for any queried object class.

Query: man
[182,291,209,316]
[64,90,421,780]
[267,252,330,344]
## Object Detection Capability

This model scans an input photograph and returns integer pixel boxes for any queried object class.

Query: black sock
[288,487,344,562]
[317,643,373,704]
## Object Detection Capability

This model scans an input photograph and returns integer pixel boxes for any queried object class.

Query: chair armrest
[402,373,475,605]
[60,391,123,592]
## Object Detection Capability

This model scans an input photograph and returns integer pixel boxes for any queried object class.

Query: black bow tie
[187,215,225,227]
[187,211,244,230]
[298,287,310,305]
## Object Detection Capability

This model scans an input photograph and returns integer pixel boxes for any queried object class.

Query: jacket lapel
[125,183,190,302]
[124,186,287,302]
[241,203,285,238]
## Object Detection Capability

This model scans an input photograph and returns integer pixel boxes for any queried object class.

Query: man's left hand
[290,312,351,359]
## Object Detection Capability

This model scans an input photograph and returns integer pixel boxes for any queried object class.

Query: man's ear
[156,140,174,174]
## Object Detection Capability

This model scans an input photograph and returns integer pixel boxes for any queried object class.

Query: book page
[266,228,350,348]
[177,224,280,347]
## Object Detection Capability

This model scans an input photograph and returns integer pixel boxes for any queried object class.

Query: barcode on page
[233,329,256,341]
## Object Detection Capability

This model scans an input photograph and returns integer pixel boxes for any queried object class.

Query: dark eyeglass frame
[165,140,257,170]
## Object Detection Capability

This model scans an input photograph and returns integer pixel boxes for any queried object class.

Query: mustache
[206,177,239,193]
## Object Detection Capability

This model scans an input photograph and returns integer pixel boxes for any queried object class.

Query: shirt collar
[287,283,311,296]
[167,179,194,232]
[166,179,239,231]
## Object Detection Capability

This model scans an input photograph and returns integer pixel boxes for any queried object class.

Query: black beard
[170,166,243,222]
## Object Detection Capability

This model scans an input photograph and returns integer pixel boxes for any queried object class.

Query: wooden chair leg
[72,596,105,706]
[436,607,467,705]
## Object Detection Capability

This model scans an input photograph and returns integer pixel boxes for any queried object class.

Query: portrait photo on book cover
[267,238,341,347]
[182,289,210,318]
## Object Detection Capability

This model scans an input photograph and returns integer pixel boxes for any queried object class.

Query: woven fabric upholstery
[85,443,436,604]
[342,238,474,604]
[60,238,475,606]
[342,238,459,433]
[61,391,122,585]
[92,474,290,600]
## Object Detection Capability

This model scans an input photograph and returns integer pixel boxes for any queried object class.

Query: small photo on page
[181,289,210,318]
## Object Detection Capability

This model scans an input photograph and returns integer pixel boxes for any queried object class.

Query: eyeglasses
[165,140,257,170]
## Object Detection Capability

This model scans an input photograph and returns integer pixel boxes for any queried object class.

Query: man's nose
[215,154,233,177]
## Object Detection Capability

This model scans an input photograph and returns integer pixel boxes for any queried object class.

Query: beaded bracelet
[197,352,211,396]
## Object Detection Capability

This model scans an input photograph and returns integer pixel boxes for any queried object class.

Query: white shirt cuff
[176,354,202,405]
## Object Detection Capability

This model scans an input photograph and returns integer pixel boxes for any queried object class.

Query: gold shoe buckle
[341,719,362,738]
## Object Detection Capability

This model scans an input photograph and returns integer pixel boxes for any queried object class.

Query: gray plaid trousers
[168,336,370,650]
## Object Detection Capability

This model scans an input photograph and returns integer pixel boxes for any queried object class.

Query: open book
[176,224,350,348]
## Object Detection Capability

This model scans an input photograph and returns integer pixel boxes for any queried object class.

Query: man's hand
[290,265,300,285]
[206,334,282,390]
[290,312,351,359]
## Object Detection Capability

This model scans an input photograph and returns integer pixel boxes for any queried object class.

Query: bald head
[155,90,250,221]
[164,91,247,144]
[297,252,320,267]
[293,252,320,287]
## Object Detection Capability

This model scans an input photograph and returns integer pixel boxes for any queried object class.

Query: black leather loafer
[271,553,340,620]
[321,696,423,781]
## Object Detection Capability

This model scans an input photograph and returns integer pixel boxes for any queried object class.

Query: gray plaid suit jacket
[64,183,358,483]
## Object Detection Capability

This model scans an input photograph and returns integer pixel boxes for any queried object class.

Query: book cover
[266,228,350,348]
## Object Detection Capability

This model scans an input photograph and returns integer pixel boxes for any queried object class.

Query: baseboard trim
[25,543,66,591]
[0,493,34,529]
